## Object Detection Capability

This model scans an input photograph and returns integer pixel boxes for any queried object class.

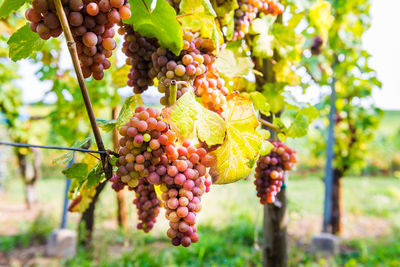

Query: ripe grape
[159,140,213,246]
[214,0,284,40]
[311,36,323,55]
[121,24,159,94]
[254,140,297,204]
[26,0,132,80]
[132,178,161,232]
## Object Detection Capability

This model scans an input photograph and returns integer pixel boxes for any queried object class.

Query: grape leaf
[215,47,254,78]
[116,95,142,130]
[260,139,274,156]
[112,65,131,89]
[250,15,276,59]
[162,92,197,142]
[262,83,285,113]
[53,137,93,164]
[309,0,333,41]
[7,24,45,61]
[211,0,237,40]
[195,103,225,146]
[210,93,262,184]
[162,91,225,146]
[273,60,301,86]
[96,118,116,132]
[68,182,97,213]
[86,161,104,187]
[286,113,309,137]
[179,0,216,40]
[149,0,157,12]
[126,0,183,55]
[62,163,89,182]
[249,91,270,116]
[0,0,26,19]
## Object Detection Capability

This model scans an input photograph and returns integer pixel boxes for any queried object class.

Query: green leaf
[7,24,45,61]
[0,0,25,19]
[262,83,285,113]
[250,15,276,58]
[116,95,142,130]
[215,47,254,78]
[257,128,271,139]
[260,139,274,156]
[126,0,183,55]
[250,91,270,116]
[62,163,89,182]
[286,114,309,137]
[53,137,93,164]
[179,0,217,40]
[86,161,103,187]
[96,118,116,132]
[211,0,237,40]
[210,93,262,184]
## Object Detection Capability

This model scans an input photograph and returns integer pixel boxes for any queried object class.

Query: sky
[17,0,400,110]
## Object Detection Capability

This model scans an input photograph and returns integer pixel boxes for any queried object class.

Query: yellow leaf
[309,0,334,41]
[210,93,262,184]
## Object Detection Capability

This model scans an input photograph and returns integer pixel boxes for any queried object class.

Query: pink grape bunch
[25,0,131,80]
[121,25,159,94]
[111,106,176,191]
[254,140,297,204]
[160,140,213,247]
[213,0,284,40]
[132,177,161,232]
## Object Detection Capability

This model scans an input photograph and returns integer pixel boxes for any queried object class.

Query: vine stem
[54,0,112,179]
[169,80,178,106]
[258,118,281,133]
[176,13,193,19]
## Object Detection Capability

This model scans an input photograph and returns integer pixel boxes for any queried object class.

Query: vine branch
[54,0,112,178]
[258,118,281,133]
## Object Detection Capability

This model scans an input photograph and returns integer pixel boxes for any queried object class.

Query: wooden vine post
[54,0,112,246]
[322,59,341,235]
[257,58,288,267]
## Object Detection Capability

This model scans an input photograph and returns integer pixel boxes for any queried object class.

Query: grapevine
[254,140,297,204]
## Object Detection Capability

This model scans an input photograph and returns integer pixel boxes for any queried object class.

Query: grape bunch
[311,36,323,55]
[152,31,228,114]
[112,106,176,190]
[25,0,131,80]
[254,140,297,204]
[232,0,284,40]
[132,177,161,232]
[193,56,228,114]
[160,140,212,247]
[153,31,215,106]
[121,25,159,94]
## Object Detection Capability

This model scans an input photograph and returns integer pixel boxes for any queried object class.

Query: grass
[1,175,400,266]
